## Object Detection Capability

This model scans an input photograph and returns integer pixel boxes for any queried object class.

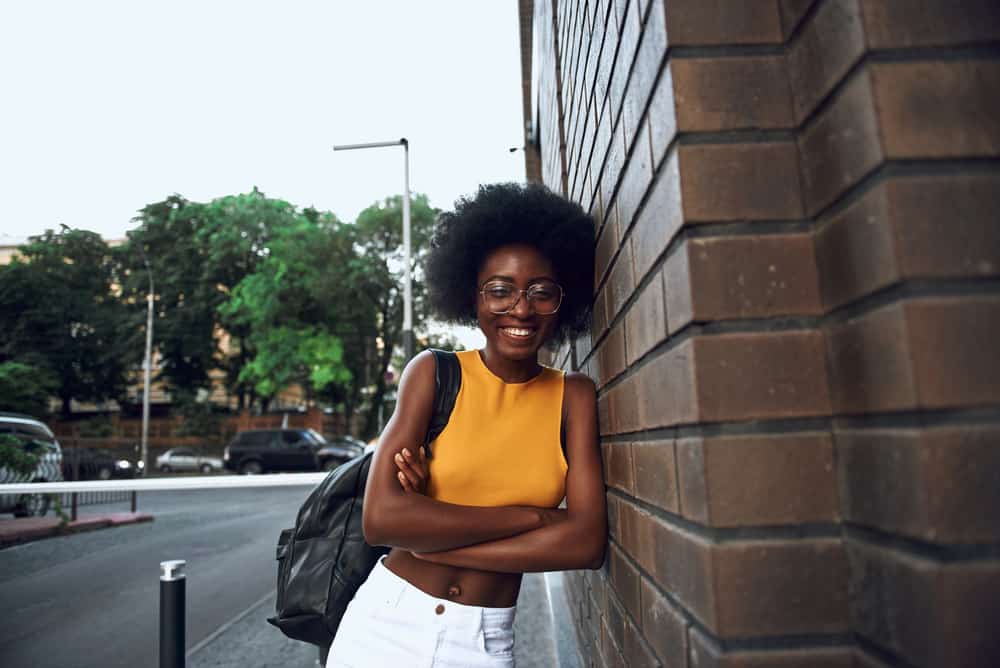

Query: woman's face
[476,243,560,361]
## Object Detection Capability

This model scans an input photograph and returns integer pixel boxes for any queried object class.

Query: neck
[478,347,542,383]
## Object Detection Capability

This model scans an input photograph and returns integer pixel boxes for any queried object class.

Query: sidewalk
[0,511,153,548]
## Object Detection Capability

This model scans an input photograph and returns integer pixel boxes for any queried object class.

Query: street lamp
[137,244,154,477]
[333,138,414,362]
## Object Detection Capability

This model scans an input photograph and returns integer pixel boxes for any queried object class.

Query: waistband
[360,558,516,629]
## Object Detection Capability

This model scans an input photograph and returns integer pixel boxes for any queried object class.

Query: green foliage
[0,433,39,477]
[0,227,132,414]
[172,392,223,438]
[0,361,56,416]
[77,416,114,438]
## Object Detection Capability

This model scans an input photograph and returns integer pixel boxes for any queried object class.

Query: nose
[509,290,534,318]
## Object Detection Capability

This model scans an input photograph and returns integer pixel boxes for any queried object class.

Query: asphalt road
[0,485,316,668]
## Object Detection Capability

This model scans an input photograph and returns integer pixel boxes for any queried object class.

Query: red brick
[616,122,653,234]
[678,143,805,222]
[691,331,832,422]
[607,368,642,433]
[779,0,818,37]
[677,433,838,527]
[838,425,1000,543]
[647,63,677,165]
[825,303,918,414]
[598,122,627,219]
[664,0,784,45]
[622,0,667,151]
[798,70,882,216]
[630,149,683,280]
[846,538,1000,667]
[632,439,679,513]
[636,340,700,429]
[623,619,662,668]
[860,0,1000,48]
[666,235,823,332]
[905,297,1000,409]
[663,244,694,335]
[624,272,667,365]
[608,0,641,121]
[640,576,688,666]
[597,322,627,387]
[787,0,866,122]
[712,538,850,636]
[593,283,610,337]
[594,213,620,291]
[605,239,635,321]
[603,440,635,494]
[689,627,853,667]
[672,56,795,131]
[870,60,1000,159]
[608,542,642,623]
[817,174,1000,309]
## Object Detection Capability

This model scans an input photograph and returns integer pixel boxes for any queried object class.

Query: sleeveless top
[426,349,568,508]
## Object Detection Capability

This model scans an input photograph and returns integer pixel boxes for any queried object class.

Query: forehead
[477,244,556,282]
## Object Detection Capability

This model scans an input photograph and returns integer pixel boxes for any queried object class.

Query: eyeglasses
[479,280,564,315]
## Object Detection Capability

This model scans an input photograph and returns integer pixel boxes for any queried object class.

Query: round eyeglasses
[479,280,564,315]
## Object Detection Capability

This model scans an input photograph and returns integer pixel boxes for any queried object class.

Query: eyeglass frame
[478,279,565,315]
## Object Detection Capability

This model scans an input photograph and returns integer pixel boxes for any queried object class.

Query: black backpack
[267,349,461,648]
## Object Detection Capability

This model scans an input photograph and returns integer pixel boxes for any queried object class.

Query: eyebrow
[483,274,558,284]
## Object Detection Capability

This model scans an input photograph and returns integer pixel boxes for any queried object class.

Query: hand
[394,446,429,494]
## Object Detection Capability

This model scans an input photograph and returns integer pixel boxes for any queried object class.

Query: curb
[0,512,154,549]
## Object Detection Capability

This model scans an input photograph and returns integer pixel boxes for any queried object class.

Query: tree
[0,227,132,415]
[0,361,56,417]
[353,194,439,438]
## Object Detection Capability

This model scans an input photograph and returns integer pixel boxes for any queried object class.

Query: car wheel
[14,493,50,518]
[97,466,113,480]
[240,460,263,475]
[200,463,213,474]
[159,465,171,473]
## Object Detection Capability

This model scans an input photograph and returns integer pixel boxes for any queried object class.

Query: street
[0,485,316,668]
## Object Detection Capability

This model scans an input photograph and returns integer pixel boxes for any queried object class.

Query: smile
[500,326,536,339]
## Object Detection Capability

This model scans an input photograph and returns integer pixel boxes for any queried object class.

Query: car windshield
[305,429,327,445]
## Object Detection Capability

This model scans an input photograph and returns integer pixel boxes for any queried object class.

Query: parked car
[0,413,64,517]
[316,435,365,470]
[62,447,140,480]
[156,448,224,474]
[223,428,333,475]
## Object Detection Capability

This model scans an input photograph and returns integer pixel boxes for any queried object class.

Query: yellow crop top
[426,349,568,508]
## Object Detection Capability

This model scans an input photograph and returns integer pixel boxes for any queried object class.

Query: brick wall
[518,1,1000,666]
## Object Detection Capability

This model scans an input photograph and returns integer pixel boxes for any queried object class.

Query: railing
[2,473,329,668]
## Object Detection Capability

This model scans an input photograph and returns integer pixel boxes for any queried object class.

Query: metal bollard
[159,560,186,668]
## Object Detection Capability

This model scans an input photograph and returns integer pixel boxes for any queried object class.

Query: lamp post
[333,138,414,361]
[138,244,154,477]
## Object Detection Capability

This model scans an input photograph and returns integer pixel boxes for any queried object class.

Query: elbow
[362,504,391,547]
[584,541,607,570]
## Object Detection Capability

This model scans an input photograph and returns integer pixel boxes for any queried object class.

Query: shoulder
[398,350,438,398]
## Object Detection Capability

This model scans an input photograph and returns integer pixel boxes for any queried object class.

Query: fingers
[394,449,424,490]
[397,470,414,492]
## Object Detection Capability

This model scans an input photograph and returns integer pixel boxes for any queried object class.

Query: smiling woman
[324,183,603,667]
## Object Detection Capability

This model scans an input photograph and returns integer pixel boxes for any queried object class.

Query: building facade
[518,1,1000,666]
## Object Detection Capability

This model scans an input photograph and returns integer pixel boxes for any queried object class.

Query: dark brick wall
[520,1,1000,666]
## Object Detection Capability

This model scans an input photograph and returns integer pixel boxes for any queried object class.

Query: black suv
[223,428,331,475]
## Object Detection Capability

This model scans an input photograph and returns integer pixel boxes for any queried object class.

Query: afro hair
[425,183,595,344]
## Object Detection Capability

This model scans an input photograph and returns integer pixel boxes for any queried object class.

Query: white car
[156,447,224,474]
[0,413,64,517]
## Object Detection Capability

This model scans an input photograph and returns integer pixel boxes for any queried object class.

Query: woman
[327,183,607,667]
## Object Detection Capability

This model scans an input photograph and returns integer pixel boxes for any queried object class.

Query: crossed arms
[362,350,607,573]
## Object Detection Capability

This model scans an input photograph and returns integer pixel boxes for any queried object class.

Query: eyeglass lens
[482,280,563,314]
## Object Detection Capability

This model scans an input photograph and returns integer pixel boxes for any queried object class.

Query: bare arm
[362,351,550,552]
[411,372,607,572]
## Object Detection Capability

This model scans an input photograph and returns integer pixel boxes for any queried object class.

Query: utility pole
[333,138,414,362]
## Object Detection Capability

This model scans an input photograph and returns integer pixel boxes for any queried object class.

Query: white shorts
[326,558,517,668]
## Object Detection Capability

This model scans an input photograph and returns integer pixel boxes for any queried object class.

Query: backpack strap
[424,349,460,455]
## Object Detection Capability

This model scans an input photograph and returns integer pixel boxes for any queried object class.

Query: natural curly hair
[425,183,595,344]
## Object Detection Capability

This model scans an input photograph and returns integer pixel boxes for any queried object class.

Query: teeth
[502,327,534,337]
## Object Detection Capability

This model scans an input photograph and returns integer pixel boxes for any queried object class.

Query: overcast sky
[0,0,526,246]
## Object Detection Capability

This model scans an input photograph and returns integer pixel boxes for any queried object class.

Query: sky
[0,0,527,247]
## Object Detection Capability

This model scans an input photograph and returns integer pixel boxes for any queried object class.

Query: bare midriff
[383,549,522,607]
